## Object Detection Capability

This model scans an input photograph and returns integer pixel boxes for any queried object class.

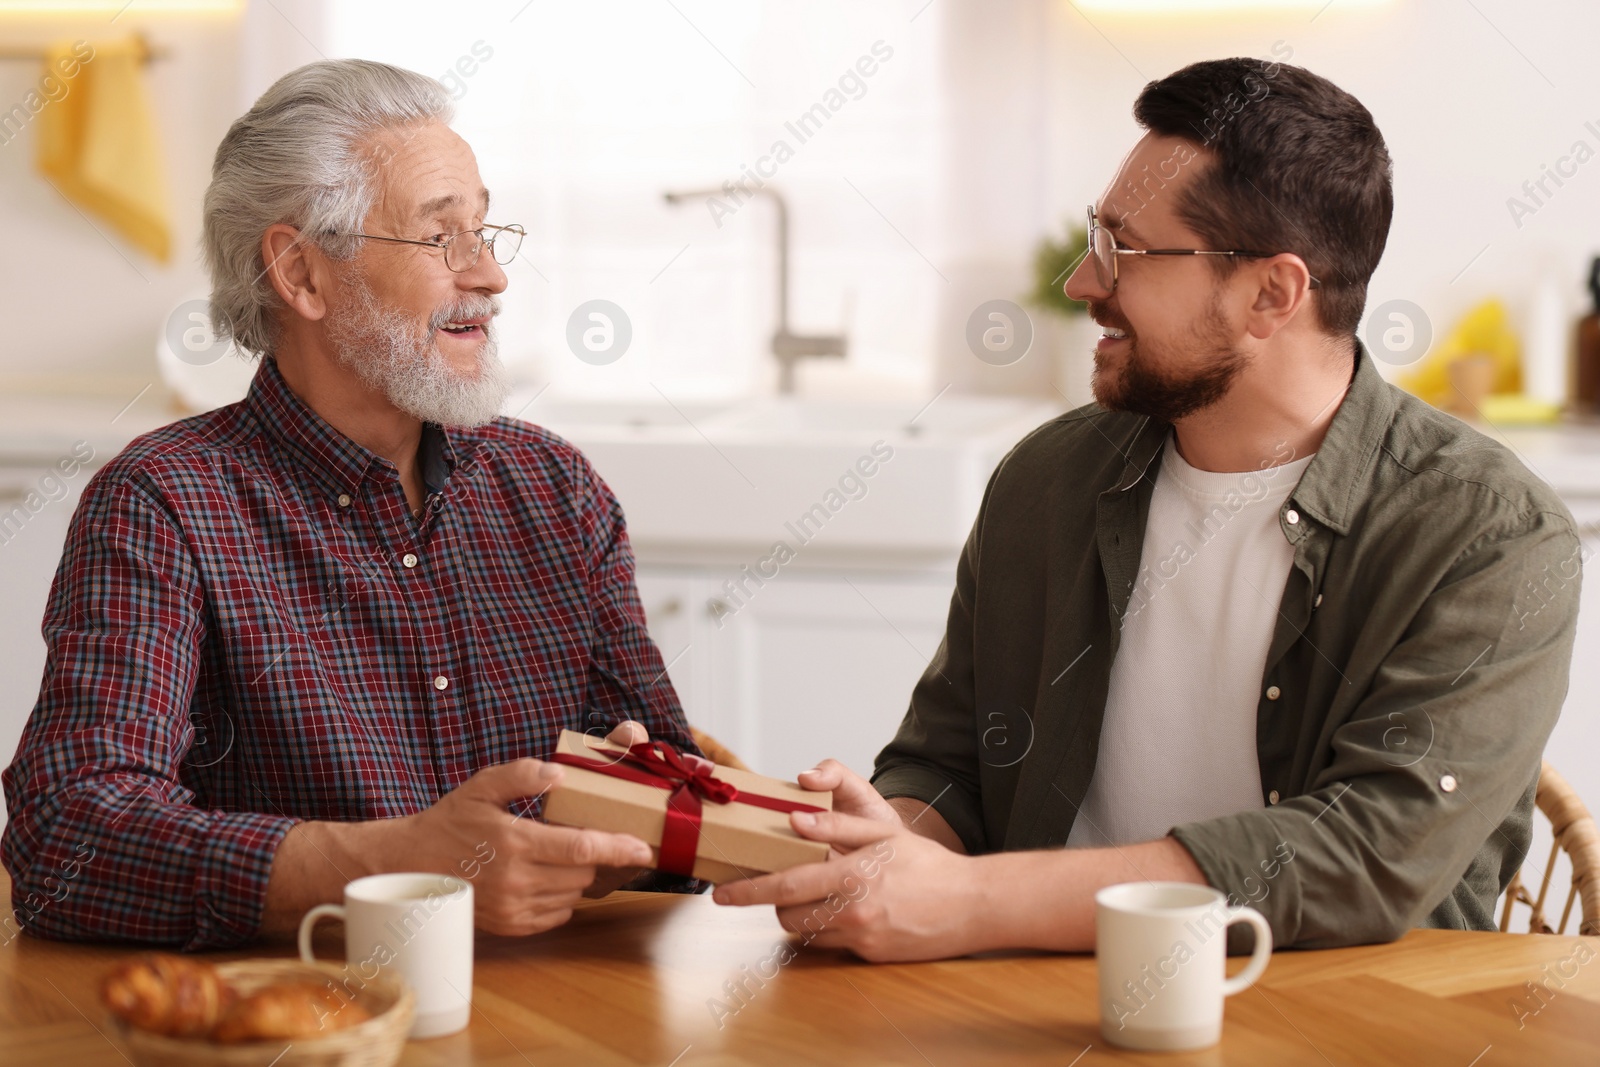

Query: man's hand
[712,812,1211,959]
[403,756,653,935]
[712,809,992,962]
[796,759,902,826]
[797,760,968,853]
[263,720,690,936]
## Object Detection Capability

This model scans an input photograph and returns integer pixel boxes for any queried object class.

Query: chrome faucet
[664,185,848,394]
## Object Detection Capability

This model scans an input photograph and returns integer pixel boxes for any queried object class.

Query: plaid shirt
[2,357,698,949]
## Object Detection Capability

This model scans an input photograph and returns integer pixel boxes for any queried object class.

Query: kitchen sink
[505,391,1062,564]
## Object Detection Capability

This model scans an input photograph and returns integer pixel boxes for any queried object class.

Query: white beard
[328,275,510,428]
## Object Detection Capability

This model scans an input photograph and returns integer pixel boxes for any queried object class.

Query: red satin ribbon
[550,738,825,876]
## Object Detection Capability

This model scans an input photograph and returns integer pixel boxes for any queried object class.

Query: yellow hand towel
[35,37,171,264]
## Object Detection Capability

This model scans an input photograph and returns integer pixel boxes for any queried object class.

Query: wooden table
[3,878,1598,1066]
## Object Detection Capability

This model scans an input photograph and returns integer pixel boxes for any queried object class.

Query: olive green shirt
[873,344,1582,948]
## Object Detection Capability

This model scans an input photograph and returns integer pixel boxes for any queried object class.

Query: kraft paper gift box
[541,730,834,883]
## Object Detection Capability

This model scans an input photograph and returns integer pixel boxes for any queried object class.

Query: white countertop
[1487,422,1600,499]
[0,388,177,466]
[3,388,1598,512]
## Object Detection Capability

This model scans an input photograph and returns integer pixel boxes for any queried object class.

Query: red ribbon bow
[550,737,823,877]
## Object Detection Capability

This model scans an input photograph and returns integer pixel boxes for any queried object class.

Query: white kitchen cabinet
[1549,499,1600,788]
[635,565,954,781]
[1505,497,1600,931]
[633,569,700,724]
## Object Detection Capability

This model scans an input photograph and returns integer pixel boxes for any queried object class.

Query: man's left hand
[712,809,991,962]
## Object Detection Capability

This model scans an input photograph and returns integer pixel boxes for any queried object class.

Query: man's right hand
[399,758,654,936]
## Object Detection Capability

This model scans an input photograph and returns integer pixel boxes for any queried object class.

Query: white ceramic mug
[299,872,474,1039]
[1094,881,1273,1051]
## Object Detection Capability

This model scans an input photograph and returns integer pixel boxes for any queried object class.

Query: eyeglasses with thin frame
[332,223,526,273]
[1082,205,1320,293]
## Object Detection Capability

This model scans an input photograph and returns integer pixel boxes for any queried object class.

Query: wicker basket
[110,958,415,1067]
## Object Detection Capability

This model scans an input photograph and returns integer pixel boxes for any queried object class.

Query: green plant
[1029,224,1090,316]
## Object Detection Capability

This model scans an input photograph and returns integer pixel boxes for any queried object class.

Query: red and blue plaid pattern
[2,357,698,949]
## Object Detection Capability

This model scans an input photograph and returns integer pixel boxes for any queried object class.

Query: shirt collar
[245,357,461,499]
[1110,415,1167,493]
[1285,340,1395,537]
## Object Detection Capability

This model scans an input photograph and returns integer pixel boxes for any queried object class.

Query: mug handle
[297,903,346,965]
[1221,906,1273,996]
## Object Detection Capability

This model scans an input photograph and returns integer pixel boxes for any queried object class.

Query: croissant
[100,954,236,1038]
[212,981,371,1043]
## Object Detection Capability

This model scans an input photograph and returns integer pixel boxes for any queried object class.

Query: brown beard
[1090,292,1248,423]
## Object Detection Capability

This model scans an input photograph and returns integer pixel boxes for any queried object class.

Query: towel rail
[0,32,167,64]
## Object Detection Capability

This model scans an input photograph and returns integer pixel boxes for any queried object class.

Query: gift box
[541,730,834,883]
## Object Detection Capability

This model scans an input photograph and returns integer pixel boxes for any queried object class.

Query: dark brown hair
[1133,58,1393,335]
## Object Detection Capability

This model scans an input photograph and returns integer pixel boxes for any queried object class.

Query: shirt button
[402,553,419,569]
[433,675,449,691]
[1268,790,1281,805]
[1266,685,1281,701]
[1440,774,1458,793]
[1286,509,1301,525]
[337,493,352,508]
[1314,593,1324,608]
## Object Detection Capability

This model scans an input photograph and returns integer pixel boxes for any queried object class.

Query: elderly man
[2,59,695,950]
[717,59,1581,958]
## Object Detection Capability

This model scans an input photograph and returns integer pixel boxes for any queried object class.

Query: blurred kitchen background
[2,0,1598,928]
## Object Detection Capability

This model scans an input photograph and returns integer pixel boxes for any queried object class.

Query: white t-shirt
[1066,437,1315,849]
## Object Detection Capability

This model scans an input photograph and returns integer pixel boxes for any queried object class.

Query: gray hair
[203,59,453,358]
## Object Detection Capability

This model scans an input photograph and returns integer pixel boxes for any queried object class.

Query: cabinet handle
[705,597,733,618]
[0,487,26,504]
[652,597,684,619]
